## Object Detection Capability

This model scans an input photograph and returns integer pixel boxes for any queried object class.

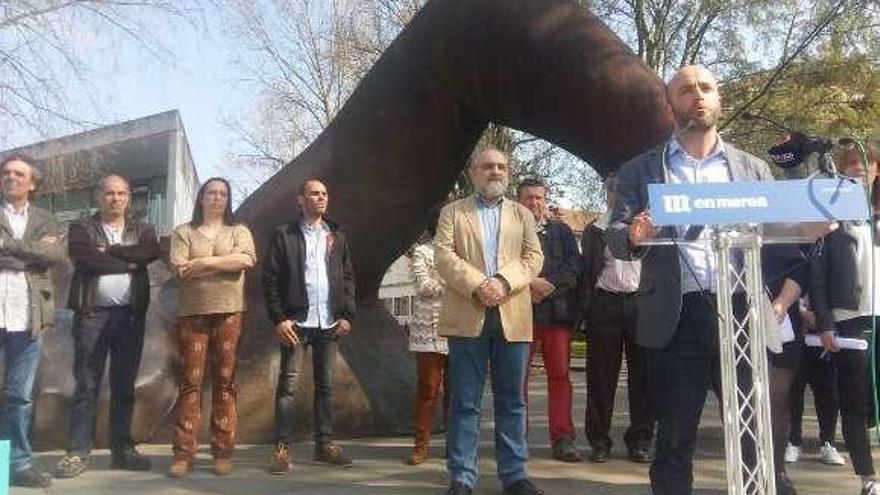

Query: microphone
[767,133,808,170]
[764,131,837,176]
[742,111,855,179]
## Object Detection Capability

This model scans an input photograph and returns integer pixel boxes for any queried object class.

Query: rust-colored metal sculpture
[36,0,673,446]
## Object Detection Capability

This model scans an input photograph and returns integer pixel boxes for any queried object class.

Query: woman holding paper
[809,143,880,495]
[762,244,810,495]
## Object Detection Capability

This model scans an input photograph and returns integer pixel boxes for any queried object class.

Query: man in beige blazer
[435,145,544,495]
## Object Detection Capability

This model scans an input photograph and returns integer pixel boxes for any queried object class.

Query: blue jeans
[0,330,42,473]
[446,308,529,488]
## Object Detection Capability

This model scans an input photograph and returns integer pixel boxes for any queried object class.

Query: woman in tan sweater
[167,177,256,477]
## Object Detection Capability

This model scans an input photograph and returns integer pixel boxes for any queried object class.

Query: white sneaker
[861,479,880,495]
[783,442,800,464]
[819,441,846,466]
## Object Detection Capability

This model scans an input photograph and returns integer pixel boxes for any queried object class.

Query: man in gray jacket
[0,154,64,488]
[607,65,775,495]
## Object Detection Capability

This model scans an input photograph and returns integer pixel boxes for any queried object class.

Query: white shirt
[94,223,132,306]
[665,137,731,294]
[597,246,641,294]
[297,221,336,330]
[0,202,30,332]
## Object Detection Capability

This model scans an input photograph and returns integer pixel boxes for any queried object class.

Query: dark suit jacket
[579,222,609,320]
[532,220,581,325]
[607,139,774,349]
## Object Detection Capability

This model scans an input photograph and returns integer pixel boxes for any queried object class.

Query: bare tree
[0,0,203,143]
[221,0,425,179]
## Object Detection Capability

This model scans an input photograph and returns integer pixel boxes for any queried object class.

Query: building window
[32,176,167,227]
[393,296,411,317]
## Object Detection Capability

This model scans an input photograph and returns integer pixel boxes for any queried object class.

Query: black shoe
[628,446,653,463]
[446,481,473,495]
[776,472,798,495]
[503,478,544,495]
[111,447,151,471]
[589,446,610,463]
[11,467,52,488]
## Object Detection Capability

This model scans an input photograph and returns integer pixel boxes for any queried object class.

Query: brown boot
[405,447,428,465]
[213,458,233,476]
[314,442,352,467]
[268,443,291,474]
[167,458,192,478]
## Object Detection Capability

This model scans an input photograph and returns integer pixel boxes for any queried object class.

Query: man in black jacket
[264,178,356,474]
[581,173,653,464]
[517,178,582,463]
[56,174,160,479]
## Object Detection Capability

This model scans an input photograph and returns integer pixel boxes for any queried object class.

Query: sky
[3,6,254,187]
[86,14,247,183]
[0,2,591,209]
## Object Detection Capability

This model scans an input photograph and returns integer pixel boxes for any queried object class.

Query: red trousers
[525,323,575,444]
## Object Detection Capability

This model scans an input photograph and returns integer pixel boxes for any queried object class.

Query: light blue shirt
[476,195,501,276]
[666,136,731,294]
[298,220,336,330]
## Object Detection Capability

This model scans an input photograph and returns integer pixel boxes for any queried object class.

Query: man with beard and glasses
[607,65,777,495]
[435,146,544,495]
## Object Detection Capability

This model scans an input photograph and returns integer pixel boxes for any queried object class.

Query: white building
[379,253,416,326]
[0,110,199,234]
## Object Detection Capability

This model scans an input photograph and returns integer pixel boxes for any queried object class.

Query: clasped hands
[530,277,555,304]
[475,276,507,307]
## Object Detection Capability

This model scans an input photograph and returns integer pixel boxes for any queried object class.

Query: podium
[645,177,869,495]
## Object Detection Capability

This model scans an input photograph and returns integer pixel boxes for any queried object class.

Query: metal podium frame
[714,227,775,495]
[645,177,870,495]
[645,225,807,495]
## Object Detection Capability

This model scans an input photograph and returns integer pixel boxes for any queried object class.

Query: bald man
[57,174,160,479]
[607,66,778,495]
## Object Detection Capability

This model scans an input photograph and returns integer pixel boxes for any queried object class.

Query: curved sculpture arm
[237,0,674,300]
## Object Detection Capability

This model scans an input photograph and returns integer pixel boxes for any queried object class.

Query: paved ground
[14,361,873,494]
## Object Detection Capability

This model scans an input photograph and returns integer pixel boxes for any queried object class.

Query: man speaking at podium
[607,65,774,495]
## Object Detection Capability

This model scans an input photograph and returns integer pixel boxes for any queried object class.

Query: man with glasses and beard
[435,146,544,495]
